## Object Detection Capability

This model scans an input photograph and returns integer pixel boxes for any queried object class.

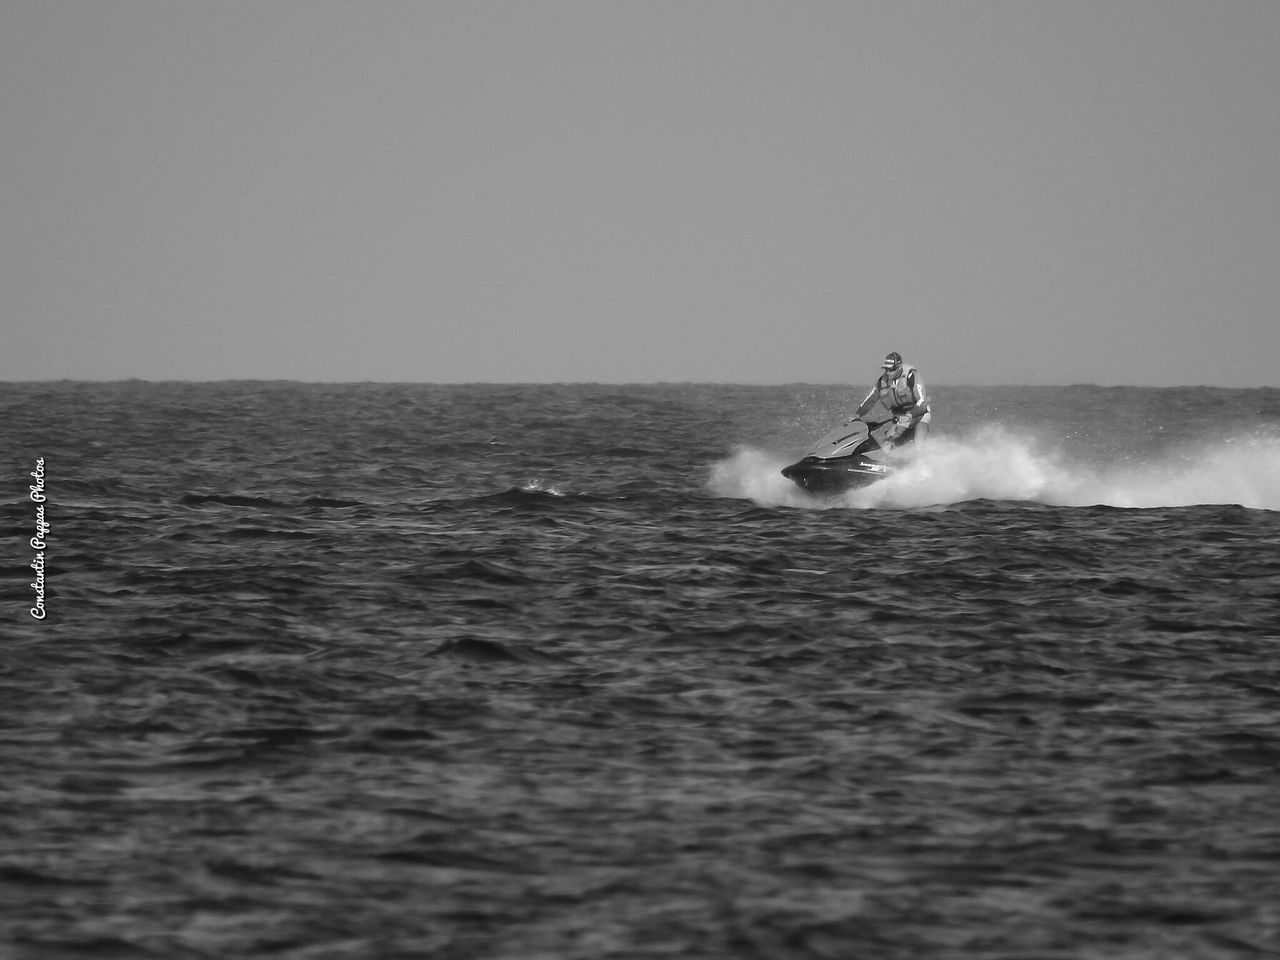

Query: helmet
[882,351,903,373]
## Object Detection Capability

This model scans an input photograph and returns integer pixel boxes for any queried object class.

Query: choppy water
[3,381,1280,959]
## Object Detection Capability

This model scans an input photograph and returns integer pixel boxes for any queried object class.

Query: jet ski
[780,417,894,494]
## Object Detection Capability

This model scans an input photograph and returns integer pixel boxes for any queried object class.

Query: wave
[711,425,1280,511]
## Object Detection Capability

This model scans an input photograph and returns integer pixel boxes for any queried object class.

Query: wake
[710,426,1280,511]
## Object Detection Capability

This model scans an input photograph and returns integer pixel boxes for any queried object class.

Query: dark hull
[780,455,891,495]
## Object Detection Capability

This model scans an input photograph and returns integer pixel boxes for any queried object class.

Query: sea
[3,380,1280,960]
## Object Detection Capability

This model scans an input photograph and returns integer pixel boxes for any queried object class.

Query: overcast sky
[3,1,1277,385]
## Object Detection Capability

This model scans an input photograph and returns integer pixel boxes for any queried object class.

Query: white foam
[708,447,820,509]
[711,426,1280,511]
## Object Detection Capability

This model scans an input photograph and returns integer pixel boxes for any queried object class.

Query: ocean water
[3,381,1280,959]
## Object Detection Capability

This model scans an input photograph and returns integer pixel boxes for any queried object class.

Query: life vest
[876,364,929,415]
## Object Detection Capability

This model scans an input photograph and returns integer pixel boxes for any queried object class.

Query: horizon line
[1,378,1274,390]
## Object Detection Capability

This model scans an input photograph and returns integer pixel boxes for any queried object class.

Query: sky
[3,1,1277,386]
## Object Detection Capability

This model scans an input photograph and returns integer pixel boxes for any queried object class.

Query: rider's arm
[900,372,929,420]
[853,386,878,419]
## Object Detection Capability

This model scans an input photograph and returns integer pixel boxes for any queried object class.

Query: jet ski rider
[853,351,932,448]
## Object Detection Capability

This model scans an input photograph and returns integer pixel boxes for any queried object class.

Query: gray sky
[4,1,1277,385]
